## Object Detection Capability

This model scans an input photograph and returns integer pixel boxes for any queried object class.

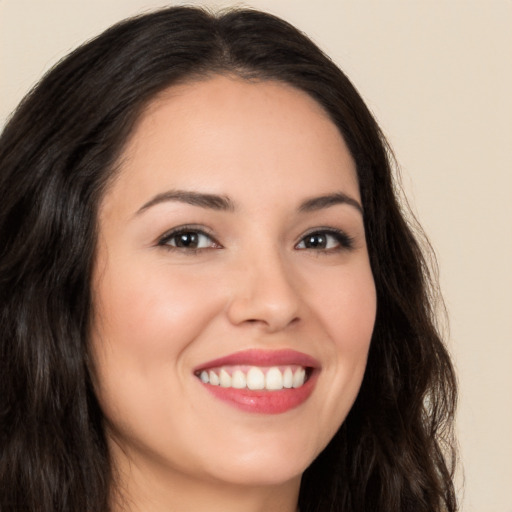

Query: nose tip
[226,259,302,332]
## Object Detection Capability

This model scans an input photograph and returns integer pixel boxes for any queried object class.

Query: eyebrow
[298,193,363,215]
[136,189,362,215]
[136,190,235,214]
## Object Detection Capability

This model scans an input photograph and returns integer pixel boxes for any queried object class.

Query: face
[92,76,376,494]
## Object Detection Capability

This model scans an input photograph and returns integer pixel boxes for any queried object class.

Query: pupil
[177,232,198,247]
[307,234,325,248]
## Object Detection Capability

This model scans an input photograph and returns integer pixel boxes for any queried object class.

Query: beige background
[1,1,511,511]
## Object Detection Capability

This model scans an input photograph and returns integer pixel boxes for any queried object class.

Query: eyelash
[157,225,220,253]
[296,228,355,252]
[157,226,354,253]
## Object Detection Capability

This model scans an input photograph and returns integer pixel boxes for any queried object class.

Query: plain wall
[1,1,511,511]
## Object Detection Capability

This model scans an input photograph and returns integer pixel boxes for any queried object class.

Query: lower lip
[200,372,318,414]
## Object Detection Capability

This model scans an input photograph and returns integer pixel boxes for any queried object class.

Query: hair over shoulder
[0,6,457,512]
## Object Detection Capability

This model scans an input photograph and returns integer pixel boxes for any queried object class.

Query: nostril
[225,277,302,331]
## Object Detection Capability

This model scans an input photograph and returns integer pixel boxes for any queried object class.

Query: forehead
[104,76,359,216]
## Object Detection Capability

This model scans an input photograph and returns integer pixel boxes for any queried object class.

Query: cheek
[309,262,376,351]
[304,263,376,433]
[89,263,227,453]
[330,268,376,384]
[92,261,224,364]
[89,261,229,440]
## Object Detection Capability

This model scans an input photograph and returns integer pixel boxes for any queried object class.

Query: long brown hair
[0,7,457,511]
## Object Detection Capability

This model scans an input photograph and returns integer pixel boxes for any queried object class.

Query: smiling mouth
[193,349,319,413]
[195,365,312,391]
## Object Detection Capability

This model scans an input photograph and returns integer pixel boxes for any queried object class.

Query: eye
[296,229,354,251]
[158,227,220,251]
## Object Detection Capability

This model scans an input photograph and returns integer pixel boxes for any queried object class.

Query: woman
[0,6,457,512]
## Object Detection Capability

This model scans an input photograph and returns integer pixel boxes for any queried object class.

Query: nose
[226,251,302,333]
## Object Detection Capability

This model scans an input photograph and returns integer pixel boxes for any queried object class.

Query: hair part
[0,6,457,512]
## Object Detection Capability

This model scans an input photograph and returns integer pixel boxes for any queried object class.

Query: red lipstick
[194,348,319,372]
[195,349,320,414]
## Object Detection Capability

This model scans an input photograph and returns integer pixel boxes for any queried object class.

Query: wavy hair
[0,6,457,512]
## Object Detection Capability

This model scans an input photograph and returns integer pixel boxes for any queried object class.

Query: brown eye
[302,233,329,249]
[173,232,200,248]
[296,230,354,251]
[159,229,219,250]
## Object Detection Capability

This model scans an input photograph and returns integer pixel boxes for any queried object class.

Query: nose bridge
[226,242,302,331]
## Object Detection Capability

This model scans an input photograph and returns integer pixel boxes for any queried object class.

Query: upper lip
[194,348,320,372]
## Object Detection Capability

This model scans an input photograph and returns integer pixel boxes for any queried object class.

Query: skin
[92,76,377,512]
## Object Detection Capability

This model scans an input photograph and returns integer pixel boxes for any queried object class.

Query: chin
[206,459,306,488]
[195,435,320,487]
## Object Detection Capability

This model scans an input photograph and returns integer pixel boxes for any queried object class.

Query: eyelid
[155,224,354,252]
[157,224,221,249]
[295,227,355,251]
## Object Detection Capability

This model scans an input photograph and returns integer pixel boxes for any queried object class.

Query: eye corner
[156,225,222,252]
[295,228,355,252]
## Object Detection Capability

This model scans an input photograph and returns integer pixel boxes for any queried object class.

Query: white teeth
[283,367,293,388]
[219,368,231,387]
[199,365,309,390]
[209,370,220,386]
[246,367,265,390]
[231,370,246,389]
[292,367,306,388]
[265,367,283,390]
